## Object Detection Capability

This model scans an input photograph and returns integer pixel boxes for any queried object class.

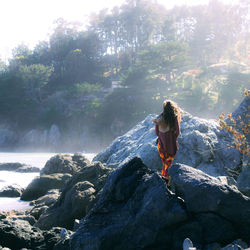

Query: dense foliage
[0,0,249,148]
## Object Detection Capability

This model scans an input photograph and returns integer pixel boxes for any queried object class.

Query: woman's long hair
[159,100,181,130]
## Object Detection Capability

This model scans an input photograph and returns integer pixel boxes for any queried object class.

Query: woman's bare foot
[167,176,171,187]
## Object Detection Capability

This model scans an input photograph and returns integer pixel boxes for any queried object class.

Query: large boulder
[21,173,72,201]
[93,115,162,170]
[0,218,72,250]
[237,161,250,197]
[0,184,24,197]
[0,219,44,250]
[40,153,90,175]
[94,99,248,178]
[70,157,189,250]
[168,163,250,240]
[29,189,61,220]
[35,161,112,230]
[70,157,250,250]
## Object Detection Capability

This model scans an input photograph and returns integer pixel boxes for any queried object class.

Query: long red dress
[155,117,180,178]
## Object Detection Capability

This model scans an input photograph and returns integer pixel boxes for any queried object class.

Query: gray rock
[35,181,96,230]
[204,242,221,250]
[237,154,250,197]
[93,114,162,171]
[230,239,249,249]
[0,219,44,249]
[10,215,36,226]
[40,153,89,175]
[30,189,61,207]
[194,213,237,244]
[35,162,111,230]
[94,110,242,178]
[0,163,39,172]
[0,213,6,220]
[0,218,72,250]
[0,184,24,197]
[29,205,49,220]
[169,164,250,240]
[183,238,194,250]
[70,157,188,250]
[21,173,72,201]
[221,244,243,250]
[73,219,80,231]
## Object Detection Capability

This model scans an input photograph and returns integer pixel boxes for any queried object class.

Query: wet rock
[0,184,24,197]
[21,173,71,201]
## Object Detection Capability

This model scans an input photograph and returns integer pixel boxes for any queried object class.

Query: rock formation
[0,184,24,197]
[35,161,112,230]
[70,157,250,250]
[94,97,249,188]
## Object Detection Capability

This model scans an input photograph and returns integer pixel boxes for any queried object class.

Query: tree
[17,64,52,105]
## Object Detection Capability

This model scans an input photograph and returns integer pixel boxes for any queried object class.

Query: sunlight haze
[0,0,239,61]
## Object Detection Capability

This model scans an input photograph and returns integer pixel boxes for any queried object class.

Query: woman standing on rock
[153,100,181,186]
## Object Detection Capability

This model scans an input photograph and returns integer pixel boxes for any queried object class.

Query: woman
[153,100,181,186]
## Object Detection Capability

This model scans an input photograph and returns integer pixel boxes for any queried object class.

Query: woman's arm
[155,124,159,136]
[175,117,180,137]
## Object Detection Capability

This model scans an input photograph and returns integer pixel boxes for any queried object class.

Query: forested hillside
[0,0,249,150]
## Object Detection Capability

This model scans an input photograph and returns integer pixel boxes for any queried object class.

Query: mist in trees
[0,0,249,149]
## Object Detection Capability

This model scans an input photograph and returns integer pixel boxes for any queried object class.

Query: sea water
[0,152,95,211]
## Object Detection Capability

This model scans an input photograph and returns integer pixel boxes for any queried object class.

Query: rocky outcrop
[94,98,249,179]
[35,161,112,230]
[94,113,240,178]
[70,157,250,250]
[0,184,24,197]
[21,173,72,201]
[228,96,250,196]
[0,217,72,250]
[48,124,61,148]
[168,164,250,241]
[237,161,250,197]
[0,162,40,172]
[29,189,61,220]
[18,124,62,151]
[40,153,90,175]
